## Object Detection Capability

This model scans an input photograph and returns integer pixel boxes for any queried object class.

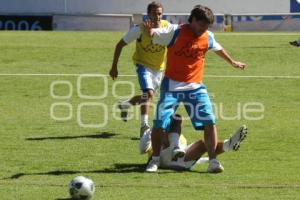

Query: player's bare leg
[146,127,164,172]
[118,95,141,122]
[203,124,224,173]
[185,140,225,162]
[139,90,154,137]
[168,115,186,160]
[129,95,142,105]
[118,89,154,133]
[185,125,248,170]
[203,124,218,159]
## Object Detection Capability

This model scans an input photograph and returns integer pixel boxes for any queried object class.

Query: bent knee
[142,90,154,101]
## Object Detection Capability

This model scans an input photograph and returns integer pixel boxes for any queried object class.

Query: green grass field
[0,31,300,200]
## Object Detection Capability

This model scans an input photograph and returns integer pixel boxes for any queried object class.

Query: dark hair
[188,5,214,24]
[147,1,163,13]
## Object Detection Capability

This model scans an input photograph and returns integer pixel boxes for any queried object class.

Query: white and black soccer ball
[69,176,95,200]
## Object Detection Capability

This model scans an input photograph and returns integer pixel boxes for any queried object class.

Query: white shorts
[136,64,163,92]
[159,144,197,170]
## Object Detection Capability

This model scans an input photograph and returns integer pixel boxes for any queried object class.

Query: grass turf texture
[0,31,300,199]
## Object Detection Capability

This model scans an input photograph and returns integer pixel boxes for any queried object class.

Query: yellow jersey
[133,20,169,71]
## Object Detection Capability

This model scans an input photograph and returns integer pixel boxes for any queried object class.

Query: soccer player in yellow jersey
[109,1,169,136]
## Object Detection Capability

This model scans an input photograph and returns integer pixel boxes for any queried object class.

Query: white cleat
[226,125,248,151]
[145,159,159,172]
[207,159,224,173]
[139,128,152,154]
[140,124,150,138]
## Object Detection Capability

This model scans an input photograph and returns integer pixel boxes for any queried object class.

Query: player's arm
[208,32,246,70]
[110,39,127,80]
[214,49,246,70]
[109,26,141,80]
[143,20,180,47]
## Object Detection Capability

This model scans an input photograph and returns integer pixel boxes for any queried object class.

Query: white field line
[215,32,300,36]
[0,73,299,79]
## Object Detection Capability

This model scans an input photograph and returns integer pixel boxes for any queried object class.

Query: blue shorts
[153,78,216,131]
[136,64,163,93]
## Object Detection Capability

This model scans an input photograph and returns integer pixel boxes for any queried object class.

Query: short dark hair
[147,1,163,13]
[188,5,214,24]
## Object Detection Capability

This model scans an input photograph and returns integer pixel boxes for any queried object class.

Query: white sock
[168,132,180,148]
[141,114,148,126]
[223,139,230,152]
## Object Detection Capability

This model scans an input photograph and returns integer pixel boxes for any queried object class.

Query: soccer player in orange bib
[144,5,246,172]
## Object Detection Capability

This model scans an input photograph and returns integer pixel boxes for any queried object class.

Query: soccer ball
[69,176,95,200]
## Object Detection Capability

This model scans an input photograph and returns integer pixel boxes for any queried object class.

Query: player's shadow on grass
[5,163,146,179]
[25,132,118,141]
[130,137,140,141]
[5,163,195,180]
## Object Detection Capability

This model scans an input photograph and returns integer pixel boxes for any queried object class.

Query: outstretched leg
[118,89,154,137]
[185,140,224,162]
[118,95,142,122]
[185,125,248,164]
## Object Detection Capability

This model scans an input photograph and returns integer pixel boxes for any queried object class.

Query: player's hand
[143,20,154,37]
[231,61,246,70]
[109,67,118,80]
